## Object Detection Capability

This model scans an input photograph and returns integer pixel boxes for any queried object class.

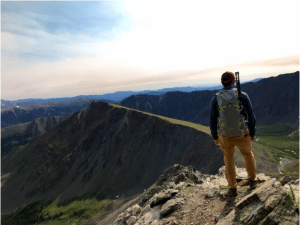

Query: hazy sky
[1,0,299,100]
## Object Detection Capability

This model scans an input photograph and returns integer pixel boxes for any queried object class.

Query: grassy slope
[1,198,110,225]
[234,123,299,179]
[111,103,211,135]
[2,104,298,224]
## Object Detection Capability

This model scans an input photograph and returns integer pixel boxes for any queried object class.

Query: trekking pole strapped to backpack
[235,71,241,99]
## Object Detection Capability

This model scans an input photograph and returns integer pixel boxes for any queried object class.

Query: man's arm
[210,95,219,140]
[240,92,256,137]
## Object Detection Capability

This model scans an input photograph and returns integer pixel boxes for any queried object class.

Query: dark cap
[221,71,235,87]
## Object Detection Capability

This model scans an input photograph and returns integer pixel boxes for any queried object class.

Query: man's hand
[250,136,255,141]
[214,139,220,146]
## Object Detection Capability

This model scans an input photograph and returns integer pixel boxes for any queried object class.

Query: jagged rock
[174,172,200,184]
[139,164,204,207]
[205,189,219,198]
[137,205,151,220]
[218,166,226,177]
[139,187,162,206]
[236,167,248,178]
[283,180,299,206]
[156,164,203,186]
[160,216,179,225]
[136,212,153,225]
[217,178,299,224]
[278,175,292,185]
[199,181,218,190]
[166,181,176,189]
[211,177,228,186]
[114,165,299,225]
[114,205,141,224]
[174,181,187,190]
[126,216,137,225]
[150,189,179,207]
[219,165,244,177]
[131,204,142,216]
[135,206,160,225]
[259,194,299,224]
[160,198,185,218]
[114,212,127,224]
[156,164,184,186]
[257,173,271,181]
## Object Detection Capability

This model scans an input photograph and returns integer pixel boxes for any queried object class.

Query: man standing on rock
[210,71,257,197]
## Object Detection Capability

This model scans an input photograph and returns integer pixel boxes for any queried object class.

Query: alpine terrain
[1,101,223,215]
[1,72,299,225]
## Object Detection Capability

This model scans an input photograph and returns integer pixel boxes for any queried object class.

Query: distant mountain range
[1,74,296,130]
[1,96,116,108]
[120,72,299,128]
[1,97,105,128]
[1,101,223,214]
[1,78,262,107]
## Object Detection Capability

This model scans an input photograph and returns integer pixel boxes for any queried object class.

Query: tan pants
[219,130,257,188]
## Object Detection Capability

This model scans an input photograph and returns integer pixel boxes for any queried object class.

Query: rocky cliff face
[1,102,223,214]
[93,164,299,225]
[120,72,299,128]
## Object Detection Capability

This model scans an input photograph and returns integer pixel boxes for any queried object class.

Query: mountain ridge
[1,101,224,214]
[120,71,299,128]
[1,77,263,107]
[1,97,106,128]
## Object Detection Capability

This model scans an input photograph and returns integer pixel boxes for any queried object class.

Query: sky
[1,0,299,101]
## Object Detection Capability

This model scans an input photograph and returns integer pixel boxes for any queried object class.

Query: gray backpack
[215,88,248,137]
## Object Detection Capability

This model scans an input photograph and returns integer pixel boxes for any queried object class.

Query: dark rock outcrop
[113,165,299,225]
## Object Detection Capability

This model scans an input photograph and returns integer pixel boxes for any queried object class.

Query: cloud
[2,1,299,100]
[3,53,298,100]
[246,55,299,67]
[1,1,131,64]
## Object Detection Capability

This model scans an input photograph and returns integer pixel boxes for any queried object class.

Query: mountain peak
[1,101,223,214]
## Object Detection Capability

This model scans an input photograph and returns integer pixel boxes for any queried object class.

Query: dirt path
[161,183,262,225]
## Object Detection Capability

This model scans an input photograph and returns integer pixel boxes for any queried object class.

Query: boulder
[126,216,137,225]
[135,206,160,225]
[205,189,219,198]
[217,178,299,224]
[160,198,185,218]
[131,204,142,216]
[278,175,292,185]
[149,189,179,207]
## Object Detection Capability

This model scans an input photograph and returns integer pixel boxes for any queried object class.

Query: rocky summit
[94,164,299,225]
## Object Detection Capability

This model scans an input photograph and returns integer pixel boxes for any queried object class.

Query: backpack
[215,88,248,137]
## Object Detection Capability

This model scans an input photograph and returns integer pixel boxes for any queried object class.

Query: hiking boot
[225,188,237,197]
[249,180,256,189]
